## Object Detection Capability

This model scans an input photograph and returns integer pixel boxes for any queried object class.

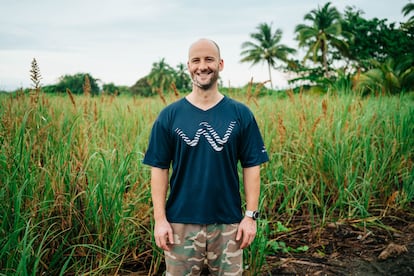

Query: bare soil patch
[264,208,414,275]
[125,208,414,275]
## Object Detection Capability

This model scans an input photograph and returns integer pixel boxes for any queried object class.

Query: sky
[0,0,410,91]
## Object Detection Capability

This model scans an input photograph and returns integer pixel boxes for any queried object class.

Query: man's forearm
[243,165,261,211]
[150,167,169,221]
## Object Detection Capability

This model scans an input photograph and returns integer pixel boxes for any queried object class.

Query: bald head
[188,38,221,60]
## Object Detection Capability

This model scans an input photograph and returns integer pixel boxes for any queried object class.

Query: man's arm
[151,167,174,251]
[236,165,261,249]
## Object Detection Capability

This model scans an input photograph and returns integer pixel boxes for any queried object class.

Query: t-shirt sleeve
[142,115,172,169]
[239,109,269,168]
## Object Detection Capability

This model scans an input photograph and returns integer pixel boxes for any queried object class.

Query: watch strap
[245,210,259,220]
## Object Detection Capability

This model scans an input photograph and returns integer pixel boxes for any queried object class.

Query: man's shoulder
[165,97,186,109]
[224,96,253,115]
[158,97,186,114]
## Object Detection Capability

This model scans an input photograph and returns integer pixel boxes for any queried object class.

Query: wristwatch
[245,210,260,220]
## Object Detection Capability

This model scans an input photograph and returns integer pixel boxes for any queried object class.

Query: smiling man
[188,39,222,91]
[143,38,269,275]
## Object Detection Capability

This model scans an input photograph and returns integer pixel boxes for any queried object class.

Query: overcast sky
[0,0,410,91]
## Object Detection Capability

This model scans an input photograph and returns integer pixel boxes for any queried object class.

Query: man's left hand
[236,216,257,249]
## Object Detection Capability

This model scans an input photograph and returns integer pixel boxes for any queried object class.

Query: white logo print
[175,121,236,151]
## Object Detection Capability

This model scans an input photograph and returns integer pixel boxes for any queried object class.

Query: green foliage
[174,63,191,92]
[1,92,412,275]
[130,59,190,97]
[286,2,413,93]
[55,73,100,95]
[401,2,414,35]
[403,2,414,23]
[268,241,309,254]
[266,222,309,254]
[102,83,130,95]
[147,58,175,96]
[355,55,414,94]
[244,219,269,275]
[42,84,58,94]
[240,22,296,88]
[287,60,327,86]
[0,94,157,274]
[295,2,349,76]
[130,76,153,97]
[327,69,353,94]
[245,220,309,275]
[342,7,414,69]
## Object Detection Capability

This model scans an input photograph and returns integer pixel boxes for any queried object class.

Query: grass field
[0,89,413,275]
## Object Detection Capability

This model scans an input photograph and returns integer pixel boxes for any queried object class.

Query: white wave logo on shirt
[175,121,236,151]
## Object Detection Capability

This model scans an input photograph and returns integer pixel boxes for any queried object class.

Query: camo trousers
[164,223,243,276]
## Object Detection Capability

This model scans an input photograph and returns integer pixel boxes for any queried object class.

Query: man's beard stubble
[192,70,219,90]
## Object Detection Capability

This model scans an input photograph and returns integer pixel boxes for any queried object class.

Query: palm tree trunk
[267,62,273,88]
[323,53,328,77]
[321,42,328,77]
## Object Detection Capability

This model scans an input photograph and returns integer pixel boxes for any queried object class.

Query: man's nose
[199,60,208,70]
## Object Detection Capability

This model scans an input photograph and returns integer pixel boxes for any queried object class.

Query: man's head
[187,38,224,90]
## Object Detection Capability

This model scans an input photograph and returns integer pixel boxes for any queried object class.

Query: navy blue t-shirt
[143,96,269,224]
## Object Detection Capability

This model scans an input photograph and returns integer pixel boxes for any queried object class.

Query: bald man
[143,38,269,275]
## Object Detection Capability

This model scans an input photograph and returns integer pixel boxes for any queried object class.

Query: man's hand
[154,219,174,251]
[236,216,257,249]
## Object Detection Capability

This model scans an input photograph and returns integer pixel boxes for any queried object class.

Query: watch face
[246,210,260,220]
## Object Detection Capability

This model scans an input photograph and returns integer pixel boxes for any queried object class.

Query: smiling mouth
[196,71,212,80]
[192,71,214,89]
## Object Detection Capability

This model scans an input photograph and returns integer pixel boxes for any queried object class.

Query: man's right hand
[154,219,174,251]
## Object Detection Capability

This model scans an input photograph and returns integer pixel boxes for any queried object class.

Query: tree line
[240,2,414,94]
[16,1,414,96]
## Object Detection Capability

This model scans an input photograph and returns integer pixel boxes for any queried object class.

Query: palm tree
[295,2,349,77]
[402,2,414,24]
[240,22,296,88]
[174,63,191,91]
[147,58,174,97]
[355,55,414,94]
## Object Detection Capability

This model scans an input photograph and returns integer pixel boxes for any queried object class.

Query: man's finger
[240,234,249,249]
[155,236,161,248]
[236,227,243,241]
[168,231,174,245]
[156,235,167,251]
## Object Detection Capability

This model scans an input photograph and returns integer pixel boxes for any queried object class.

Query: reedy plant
[0,87,412,275]
[256,92,413,222]
[0,93,157,274]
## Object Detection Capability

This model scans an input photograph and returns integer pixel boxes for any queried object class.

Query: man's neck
[186,86,224,111]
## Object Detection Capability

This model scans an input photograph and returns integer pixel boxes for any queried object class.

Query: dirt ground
[264,208,414,276]
[127,208,414,275]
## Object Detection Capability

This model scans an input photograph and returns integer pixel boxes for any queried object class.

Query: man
[143,38,269,275]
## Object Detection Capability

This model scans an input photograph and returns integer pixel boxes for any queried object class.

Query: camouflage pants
[165,223,243,276]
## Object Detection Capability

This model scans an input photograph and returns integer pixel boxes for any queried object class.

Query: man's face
[187,40,223,90]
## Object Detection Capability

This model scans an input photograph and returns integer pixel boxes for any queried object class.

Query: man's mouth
[196,71,212,80]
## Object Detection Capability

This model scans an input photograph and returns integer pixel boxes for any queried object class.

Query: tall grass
[0,90,413,275]
[256,92,414,231]
[0,93,159,274]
